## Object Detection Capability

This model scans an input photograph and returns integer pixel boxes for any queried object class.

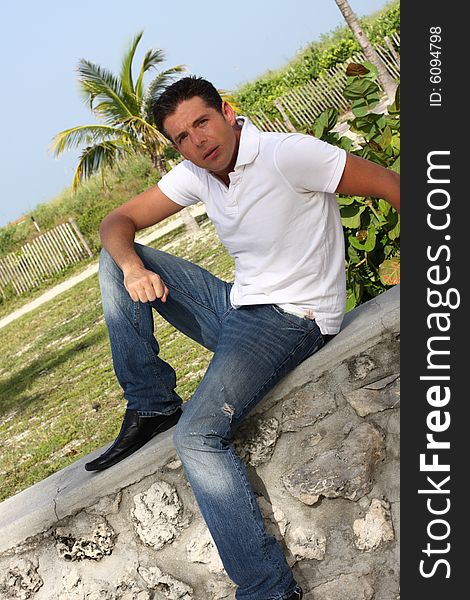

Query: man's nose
[190,130,206,146]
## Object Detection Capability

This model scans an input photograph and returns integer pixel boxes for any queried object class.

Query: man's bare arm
[99,185,184,303]
[336,153,400,213]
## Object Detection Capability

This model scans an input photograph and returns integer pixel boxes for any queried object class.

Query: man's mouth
[203,147,219,160]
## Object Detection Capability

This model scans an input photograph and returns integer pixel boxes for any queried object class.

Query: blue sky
[0,0,390,227]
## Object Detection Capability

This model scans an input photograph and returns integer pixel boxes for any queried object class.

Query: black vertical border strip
[401,2,464,597]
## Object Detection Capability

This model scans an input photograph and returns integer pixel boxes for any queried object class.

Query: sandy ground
[0,206,206,331]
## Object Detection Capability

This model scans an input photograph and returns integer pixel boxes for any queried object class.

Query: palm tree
[333,0,397,103]
[50,31,186,189]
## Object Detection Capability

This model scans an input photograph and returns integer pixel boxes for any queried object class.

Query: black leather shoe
[285,587,303,600]
[85,408,182,471]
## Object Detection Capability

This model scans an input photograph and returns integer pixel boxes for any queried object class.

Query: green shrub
[367,3,400,42]
[318,36,359,72]
[307,62,400,310]
[236,1,399,118]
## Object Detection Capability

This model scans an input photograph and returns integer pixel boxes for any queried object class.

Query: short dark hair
[152,76,223,140]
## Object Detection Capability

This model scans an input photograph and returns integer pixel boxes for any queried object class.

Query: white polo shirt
[158,117,347,334]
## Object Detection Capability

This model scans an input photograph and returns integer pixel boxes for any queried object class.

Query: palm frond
[134,48,166,100]
[120,31,144,111]
[141,66,186,122]
[136,48,165,88]
[49,124,126,156]
[61,36,187,190]
[72,140,134,190]
[78,59,134,122]
[120,115,168,148]
[136,55,185,101]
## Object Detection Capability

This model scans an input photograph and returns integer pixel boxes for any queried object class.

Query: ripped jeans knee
[173,412,232,457]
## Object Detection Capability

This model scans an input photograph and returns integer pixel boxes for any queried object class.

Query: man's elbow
[99,213,112,243]
[99,211,135,244]
[385,171,400,214]
[389,195,400,214]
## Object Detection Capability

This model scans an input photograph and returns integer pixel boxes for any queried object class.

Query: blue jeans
[99,243,326,600]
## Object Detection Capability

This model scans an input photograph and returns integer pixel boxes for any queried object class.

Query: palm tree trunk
[151,152,167,176]
[180,207,201,235]
[334,0,397,104]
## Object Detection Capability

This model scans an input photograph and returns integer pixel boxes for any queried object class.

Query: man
[85,76,400,599]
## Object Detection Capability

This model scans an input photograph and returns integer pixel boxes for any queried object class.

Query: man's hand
[123,266,169,303]
[99,186,184,300]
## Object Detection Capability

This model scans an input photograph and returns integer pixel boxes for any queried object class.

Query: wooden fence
[248,111,293,134]
[249,32,400,132]
[0,218,92,297]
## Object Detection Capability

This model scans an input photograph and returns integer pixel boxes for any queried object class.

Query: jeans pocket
[270,304,319,334]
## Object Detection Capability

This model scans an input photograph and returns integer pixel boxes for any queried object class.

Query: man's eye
[178,133,187,143]
[199,119,207,126]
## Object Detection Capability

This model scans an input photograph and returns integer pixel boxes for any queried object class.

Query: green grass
[0,221,234,501]
[0,254,98,321]
[0,213,190,321]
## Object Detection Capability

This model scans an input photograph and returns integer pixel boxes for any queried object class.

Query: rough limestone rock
[307,433,323,446]
[138,566,193,599]
[186,524,224,573]
[58,567,82,600]
[165,458,183,471]
[0,557,43,599]
[132,481,186,550]
[234,416,279,466]
[203,580,236,600]
[57,568,97,600]
[112,580,151,600]
[58,568,151,600]
[285,525,327,561]
[54,515,115,561]
[257,496,288,539]
[347,355,377,381]
[313,573,374,600]
[353,498,395,551]
[282,423,385,505]
[345,374,400,416]
[281,387,336,432]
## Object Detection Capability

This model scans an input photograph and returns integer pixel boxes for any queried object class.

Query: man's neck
[210,122,243,187]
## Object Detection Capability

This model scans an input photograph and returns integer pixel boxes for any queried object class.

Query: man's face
[163,96,240,180]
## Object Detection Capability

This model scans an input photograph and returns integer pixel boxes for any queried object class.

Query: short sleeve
[157,161,202,207]
[274,134,347,195]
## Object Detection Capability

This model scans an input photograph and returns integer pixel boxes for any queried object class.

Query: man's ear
[221,101,237,126]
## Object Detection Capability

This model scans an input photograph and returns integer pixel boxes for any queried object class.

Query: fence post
[68,218,93,257]
[180,207,202,235]
[384,36,400,66]
[273,100,297,132]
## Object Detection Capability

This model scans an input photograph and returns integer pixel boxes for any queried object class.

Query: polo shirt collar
[234,117,260,168]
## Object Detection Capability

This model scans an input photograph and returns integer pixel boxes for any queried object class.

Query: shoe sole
[85,409,182,472]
